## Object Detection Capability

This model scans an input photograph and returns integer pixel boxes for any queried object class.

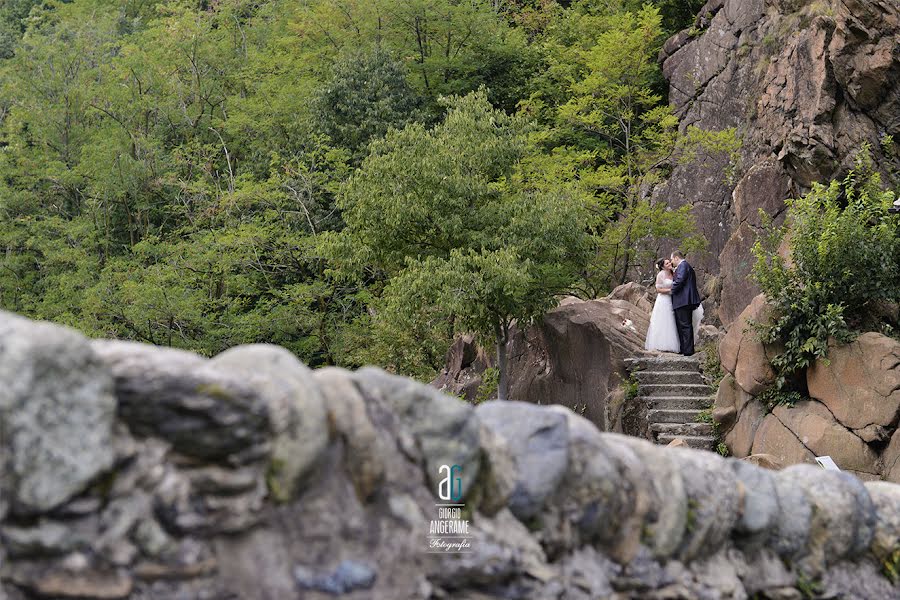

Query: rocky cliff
[432,283,654,431]
[658,0,900,326]
[2,311,900,599]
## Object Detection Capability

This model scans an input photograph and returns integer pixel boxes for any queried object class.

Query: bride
[645,258,680,352]
[645,258,704,353]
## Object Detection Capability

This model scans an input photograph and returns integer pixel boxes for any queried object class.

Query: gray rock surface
[92,340,272,463]
[210,344,328,500]
[357,367,482,501]
[783,464,875,575]
[0,312,116,515]
[476,401,569,520]
[731,460,779,543]
[669,448,741,562]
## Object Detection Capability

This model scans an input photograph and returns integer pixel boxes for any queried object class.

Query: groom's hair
[671,250,685,260]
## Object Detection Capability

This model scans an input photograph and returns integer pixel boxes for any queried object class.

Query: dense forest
[0,0,740,380]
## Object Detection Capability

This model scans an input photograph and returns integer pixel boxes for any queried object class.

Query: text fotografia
[428,465,473,554]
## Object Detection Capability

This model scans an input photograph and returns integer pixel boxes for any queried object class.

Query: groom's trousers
[674,305,695,356]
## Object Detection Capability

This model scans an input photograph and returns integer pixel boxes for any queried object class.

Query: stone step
[647,408,707,424]
[641,396,714,410]
[633,370,706,385]
[656,434,717,450]
[639,384,713,397]
[651,422,715,437]
[625,355,701,373]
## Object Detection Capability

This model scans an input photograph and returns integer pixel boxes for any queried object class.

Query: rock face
[717,296,900,480]
[2,312,900,599]
[432,282,653,431]
[718,294,779,396]
[658,0,900,325]
[0,312,116,517]
[807,333,900,430]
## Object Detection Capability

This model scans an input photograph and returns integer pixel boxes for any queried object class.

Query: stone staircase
[626,354,716,450]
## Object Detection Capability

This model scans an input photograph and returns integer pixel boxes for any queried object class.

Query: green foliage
[0,0,722,381]
[716,442,729,457]
[882,546,900,584]
[553,6,736,292]
[623,372,640,403]
[685,498,699,532]
[698,340,724,389]
[752,148,900,385]
[323,90,590,384]
[695,409,713,424]
[475,367,500,405]
[795,572,824,599]
[312,48,424,162]
[757,388,808,413]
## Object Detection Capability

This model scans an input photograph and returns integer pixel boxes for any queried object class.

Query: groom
[669,250,701,356]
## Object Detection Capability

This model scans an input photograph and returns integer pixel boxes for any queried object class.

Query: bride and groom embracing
[644,250,704,356]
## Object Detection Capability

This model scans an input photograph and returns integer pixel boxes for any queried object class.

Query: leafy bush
[698,340,724,389]
[623,372,640,402]
[756,387,807,413]
[474,367,500,405]
[751,148,900,386]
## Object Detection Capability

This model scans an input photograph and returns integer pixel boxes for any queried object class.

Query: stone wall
[657,0,900,326]
[2,310,900,599]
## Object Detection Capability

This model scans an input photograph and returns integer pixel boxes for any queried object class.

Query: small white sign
[815,456,841,471]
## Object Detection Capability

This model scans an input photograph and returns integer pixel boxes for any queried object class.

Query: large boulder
[806,333,900,431]
[433,282,653,432]
[430,334,494,402]
[475,401,569,520]
[719,295,780,396]
[750,414,816,468]
[0,312,116,515]
[209,344,329,500]
[724,399,766,460]
[503,284,651,430]
[771,400,879,478]
[881,428,900,484]
[713,373,759,457]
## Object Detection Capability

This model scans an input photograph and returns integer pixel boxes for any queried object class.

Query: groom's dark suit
[670,260,701,356]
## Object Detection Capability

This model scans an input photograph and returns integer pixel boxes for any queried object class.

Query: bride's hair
[656,258,667,270]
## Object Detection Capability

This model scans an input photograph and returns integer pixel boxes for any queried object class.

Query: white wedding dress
[644,272,705,352]
[645,274,680,352]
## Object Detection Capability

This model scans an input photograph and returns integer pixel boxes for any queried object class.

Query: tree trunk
[495,319,509,401]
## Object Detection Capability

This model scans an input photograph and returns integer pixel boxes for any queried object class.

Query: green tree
[312,48,424,162]
[558,6,734,292]
[324,90,589,393]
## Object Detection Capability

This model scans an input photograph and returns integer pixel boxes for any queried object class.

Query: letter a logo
[438,464,463,502]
